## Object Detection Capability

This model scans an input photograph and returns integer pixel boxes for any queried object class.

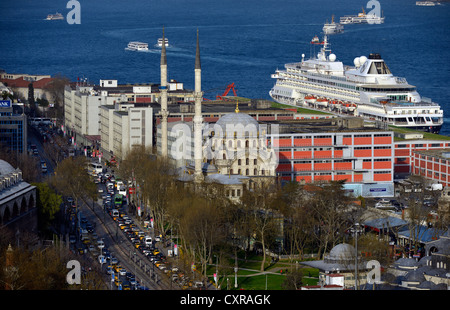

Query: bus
[116,180,127,196]
[88,162,103,175]
[114,194,123,207]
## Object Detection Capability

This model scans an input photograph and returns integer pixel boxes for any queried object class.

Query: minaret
[193,29,204,182]
[160,27,169,158]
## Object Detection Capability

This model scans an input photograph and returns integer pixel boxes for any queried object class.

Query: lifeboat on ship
[304,95,317,104]
[316,98,328,107]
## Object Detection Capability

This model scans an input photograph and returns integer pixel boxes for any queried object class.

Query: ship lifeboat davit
[304,95,317,104]
[316,98,328,107]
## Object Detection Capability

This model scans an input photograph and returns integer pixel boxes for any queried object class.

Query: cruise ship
[340,8,384,24]
[269,35,443,133]
[125,41,149,51]
[46,12,64,20]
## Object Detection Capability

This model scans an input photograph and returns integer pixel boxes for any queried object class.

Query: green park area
[206,252,319,290]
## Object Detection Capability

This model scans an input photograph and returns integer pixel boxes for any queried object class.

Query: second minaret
[193,29,203,182]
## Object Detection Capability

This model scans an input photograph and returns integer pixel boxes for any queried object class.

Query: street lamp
[352,222,363,290]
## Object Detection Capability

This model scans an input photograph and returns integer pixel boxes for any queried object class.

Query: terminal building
[265,117,395,197]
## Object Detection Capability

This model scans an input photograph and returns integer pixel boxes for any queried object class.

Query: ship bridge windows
[388,95,407,101]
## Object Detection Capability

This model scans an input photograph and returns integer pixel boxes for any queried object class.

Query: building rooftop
[412,148,450,160]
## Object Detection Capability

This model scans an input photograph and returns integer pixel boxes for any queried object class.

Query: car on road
[98,255,106,264]
[69,235,76,244]
[97,240,105,249]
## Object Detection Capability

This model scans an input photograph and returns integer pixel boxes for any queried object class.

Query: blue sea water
[1,0,450,133]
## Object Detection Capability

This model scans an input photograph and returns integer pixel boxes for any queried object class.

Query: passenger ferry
[46,12,64,20]
[416,1,437,6]
[269,35,443,133]
[340,8,384,24]
[323,15,344,35]
[125,41,149,51]
[157,37,169,47]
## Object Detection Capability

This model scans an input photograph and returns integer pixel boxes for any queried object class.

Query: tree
[307,180,352,259]
[241,179,281,271]
[281,268,304,290]
[43,74,70,120]
[277,182,313,259]
[179,197,225,279]
[399,175,440,256]
[33,182,63,232]
[51,156,95,210]
[140,156,175,235]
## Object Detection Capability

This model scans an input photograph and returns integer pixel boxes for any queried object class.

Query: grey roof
[0,160,15,176]
[364,216,408,230]
[418,255,432,267]
[393,257,419,269]
[424,268,448,277]
[425,234,450,255]
[404,269,426,283]
[205,173,248,185]
[417,281,435,290]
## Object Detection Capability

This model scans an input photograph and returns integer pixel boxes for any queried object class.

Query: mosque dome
[215,112,259,135]
[0,160,15,176]
[323,243,355,264]
[393,257,419,270]
[404,269,426,283]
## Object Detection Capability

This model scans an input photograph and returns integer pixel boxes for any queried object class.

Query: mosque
[156,29,277,199]
[0,160,37,235]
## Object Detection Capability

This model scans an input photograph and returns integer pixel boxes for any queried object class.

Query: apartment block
[100,103,153,159]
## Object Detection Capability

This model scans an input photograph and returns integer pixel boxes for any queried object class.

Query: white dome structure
[215,111,260,135]
[324,243,356,264]
[0,160,15,176]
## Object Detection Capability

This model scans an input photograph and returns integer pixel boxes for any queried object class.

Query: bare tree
[306,180,352,259]
[241,179,280,271]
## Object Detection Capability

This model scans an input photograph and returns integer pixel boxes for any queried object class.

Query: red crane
[216,83,237,100]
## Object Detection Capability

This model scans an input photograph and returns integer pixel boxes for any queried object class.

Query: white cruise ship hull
[269,36,443,134]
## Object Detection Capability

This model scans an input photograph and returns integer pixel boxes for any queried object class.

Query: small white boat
[125,41,149,51]
[416,1,437,5]
[157,37,169,47]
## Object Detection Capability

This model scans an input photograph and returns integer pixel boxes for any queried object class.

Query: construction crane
[216,83,237,100]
